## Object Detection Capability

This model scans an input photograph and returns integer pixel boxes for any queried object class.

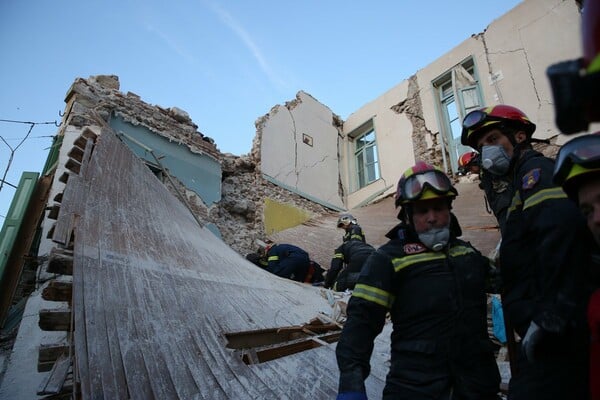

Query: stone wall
[68,75,332,257]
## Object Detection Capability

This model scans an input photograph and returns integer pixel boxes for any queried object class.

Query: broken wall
[342,81,413,210]
[339,0,581,208]
[36,76,334,262]
[419,0,582,144]
[258,91,345,211]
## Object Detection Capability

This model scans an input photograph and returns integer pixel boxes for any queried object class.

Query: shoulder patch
[404,243,427,254]
[522,168,541,190]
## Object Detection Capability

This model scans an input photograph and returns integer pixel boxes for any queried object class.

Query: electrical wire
[0,118,61,193]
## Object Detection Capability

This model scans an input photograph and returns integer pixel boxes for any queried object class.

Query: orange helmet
[395,161,458,207]
[461,105,536,148]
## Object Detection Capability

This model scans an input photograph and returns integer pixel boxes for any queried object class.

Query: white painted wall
[260,91,344,210]
[342,0,581,208]
[343,82,412,210]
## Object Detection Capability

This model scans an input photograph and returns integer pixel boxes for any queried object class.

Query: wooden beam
[47,248,74,275]
[64,159,81,175]
[58,172,69,184]
[39,343,71,362]
[39,309,71,331]
[37,353,72,395]
[42,280,72,302]
[47,204,60,220]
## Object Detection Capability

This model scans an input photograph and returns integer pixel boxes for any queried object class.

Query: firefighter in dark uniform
[264,243,311,282]
[478,171,512,234]
[553,133,600,400]
[337,214,366,243]
[459,150,513,234]
[461,104,590,400]
[324,239,375,292]
[335,161,501,400]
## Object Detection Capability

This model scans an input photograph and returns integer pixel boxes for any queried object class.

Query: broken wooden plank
[47,248,74,275]
[72,250,91,399]
[39,309,71,331]
[38,343,72,372]
[42,280,72,302]
[37,353,71,395]
[52,173,84,245]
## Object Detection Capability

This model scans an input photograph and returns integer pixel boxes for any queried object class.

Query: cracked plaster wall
[337,0,581,209]
[416,0,581,157]
[342,81,414,210]
[259,91,345,210]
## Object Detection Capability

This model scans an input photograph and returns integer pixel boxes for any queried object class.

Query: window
[433,58,482,173]
[350,122,380,189]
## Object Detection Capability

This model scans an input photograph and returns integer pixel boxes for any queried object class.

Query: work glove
[336,392,368,400]
[521,321,545,362]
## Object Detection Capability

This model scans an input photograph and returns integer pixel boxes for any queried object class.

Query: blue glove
[336,392,368,400]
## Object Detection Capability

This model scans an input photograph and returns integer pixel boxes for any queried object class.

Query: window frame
[348,120,381,191]
[432,57,483,173]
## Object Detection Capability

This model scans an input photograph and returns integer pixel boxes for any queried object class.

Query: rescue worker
[548,4,600,398]
[459,149,512,234]
[337,213,366,243]
[324,238,375,292]
[553,132,600,400]
[263,242,312,282]
[336,161,501,400]
[458,150,480,175]
[461,104,590,399]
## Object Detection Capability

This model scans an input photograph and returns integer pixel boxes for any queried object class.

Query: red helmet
[458,151,479,168]
[395,161,458,207]
[547,0,600,134]
[460,105,536,148]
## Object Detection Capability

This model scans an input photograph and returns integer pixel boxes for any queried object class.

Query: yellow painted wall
[263,198,312,235]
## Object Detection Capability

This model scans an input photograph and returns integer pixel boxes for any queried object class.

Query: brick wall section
[390,75,446,168]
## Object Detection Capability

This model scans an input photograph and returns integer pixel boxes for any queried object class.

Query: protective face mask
[418,226,450,252]
[481,145,511,176]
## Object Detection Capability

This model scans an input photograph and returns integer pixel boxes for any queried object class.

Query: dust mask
[481,145,511,176]
[418,226,450,252]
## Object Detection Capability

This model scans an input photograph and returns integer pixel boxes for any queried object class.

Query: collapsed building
[0,0,582,398]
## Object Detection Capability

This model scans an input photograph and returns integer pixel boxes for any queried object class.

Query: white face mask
[481,145,511,176]
[418,226,450,252]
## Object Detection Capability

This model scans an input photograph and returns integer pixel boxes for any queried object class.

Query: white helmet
[337,213,357,228]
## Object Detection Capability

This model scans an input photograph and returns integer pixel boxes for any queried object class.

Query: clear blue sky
[0,0,524,220]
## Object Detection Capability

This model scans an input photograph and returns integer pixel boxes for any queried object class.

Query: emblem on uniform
[522,168,541,190]
[404,243,426,254]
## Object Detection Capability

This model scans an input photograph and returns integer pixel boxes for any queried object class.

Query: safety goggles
[399,170,454,201]
[462,109,502,133]
[553,134,600,184]
[547,58,600,134]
